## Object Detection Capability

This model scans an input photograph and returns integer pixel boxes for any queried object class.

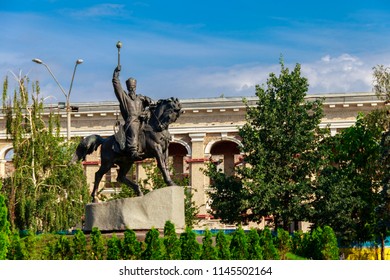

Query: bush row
[4,221,339,260]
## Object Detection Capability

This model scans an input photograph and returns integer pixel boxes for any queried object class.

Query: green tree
[259,227,279,260]
[72,229,88,260]
[275,228,291,260]
[200,229,217,260]
[53,235,72,260]
[141,227,163,260]
[206,61,326,230]
[0,181,10,260]
[1,75,89,232]
[122,228,142,260]
[215,230,231,260]
[229,226,248,260]
[312,111,388,247]
[107,234,122,260]
[90,227,106,260]
[247,229,263,260]
[180,227,200,260]
[204,162,248,224]
[163,221,181,260]
[6,231,26,260]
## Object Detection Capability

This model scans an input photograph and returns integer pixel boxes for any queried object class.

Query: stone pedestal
[84,186,185,231]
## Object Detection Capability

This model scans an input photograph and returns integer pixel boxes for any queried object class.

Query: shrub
[0,182,10,260]
[275,228,291,260]
[180,227,200,260]
[230,226,248,260]
[72,229,88,260]
[90,227,106,260]
[247,229,263,260]
[163,221,181,260]
[259,227,279,260]
[201,229,217,260]
[142,228,163,260]
[122,228,142,260]
[53,235,72,260]
[215,230,231,260]
[107,234,121,260]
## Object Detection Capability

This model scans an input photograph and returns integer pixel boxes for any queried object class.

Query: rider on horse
[112,66,155,160]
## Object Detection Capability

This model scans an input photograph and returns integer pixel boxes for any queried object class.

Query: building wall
[0,93,386,222]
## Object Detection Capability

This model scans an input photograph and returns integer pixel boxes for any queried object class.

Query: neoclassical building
[0,92,386,227]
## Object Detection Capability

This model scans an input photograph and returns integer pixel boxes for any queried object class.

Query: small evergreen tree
[320,226,339,260]
[141,228,163,260]
[0,181,10,260]
[259,227,280,260]
[200,229,217,260]
[275,228,292,260]
[215,230,231,260]
[107,234,122,260]
[53,235,72,260]
[163,221,181,260]
[90,227,106,260]
[72,229,88,260]
[230,226,248,260]
[247,229,263,260]
[6,230,26,260]
[180,227,200,260]
[122,228,142,260]
[291,230,305,258]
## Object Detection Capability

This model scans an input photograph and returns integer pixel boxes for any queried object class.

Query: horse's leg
[155,145,177,186]
[117,161,143,196]
[91,161,111,203]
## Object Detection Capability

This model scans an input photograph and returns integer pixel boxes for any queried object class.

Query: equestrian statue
[71,41,182,202]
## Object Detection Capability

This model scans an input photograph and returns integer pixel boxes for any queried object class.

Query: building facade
[0,92,386,228]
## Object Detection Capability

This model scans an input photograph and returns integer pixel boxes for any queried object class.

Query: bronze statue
[71,41,182,202]
[112,66,154,160]
[71,97,182,202]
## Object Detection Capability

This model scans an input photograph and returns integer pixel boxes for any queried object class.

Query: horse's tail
[70,134,105,164]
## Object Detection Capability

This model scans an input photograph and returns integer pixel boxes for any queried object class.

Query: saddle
[113,120,146,154]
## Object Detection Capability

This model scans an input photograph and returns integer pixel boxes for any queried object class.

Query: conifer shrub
[275,228,292,260]
[180,227,200,260]
[107,234,122,260]
[215,230,231,260]
[90,227,106,260]
[259,227,280,260]
[0,182,10,260]
[122,228,142,260]
[247,229,263,260]
[200,229,217,260]
[6,230,26,260]
[53,235,73,260]
[72,229,88,260]
[230,226,248,260]
[142,228,163,260]
[163,221,181,260]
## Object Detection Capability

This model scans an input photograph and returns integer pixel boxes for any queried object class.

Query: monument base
[84,186,185,232]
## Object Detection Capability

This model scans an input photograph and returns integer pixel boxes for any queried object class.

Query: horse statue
[71,97,182,202]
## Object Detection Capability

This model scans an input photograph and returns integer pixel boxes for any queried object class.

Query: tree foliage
[206,61,326,230]
[1,75,89,232]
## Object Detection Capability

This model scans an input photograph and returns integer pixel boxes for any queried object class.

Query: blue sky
[1,0,390,103]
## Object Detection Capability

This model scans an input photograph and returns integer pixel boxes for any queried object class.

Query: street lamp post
[32,58,83,141]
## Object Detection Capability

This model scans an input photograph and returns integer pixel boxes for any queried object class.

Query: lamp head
[116,41,122,49]
[76,59,83,65]
[32,58,43,64]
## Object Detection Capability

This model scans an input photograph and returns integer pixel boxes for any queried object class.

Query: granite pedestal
[84,186,185,231]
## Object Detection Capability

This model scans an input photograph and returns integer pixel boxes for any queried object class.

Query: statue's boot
[126,145,144,161]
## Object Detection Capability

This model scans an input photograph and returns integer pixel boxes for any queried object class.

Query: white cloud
[302,54,373,94]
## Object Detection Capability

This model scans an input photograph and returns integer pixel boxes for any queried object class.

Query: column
[189,133,207,215]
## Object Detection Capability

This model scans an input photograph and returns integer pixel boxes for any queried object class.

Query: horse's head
[152,97,182,130]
